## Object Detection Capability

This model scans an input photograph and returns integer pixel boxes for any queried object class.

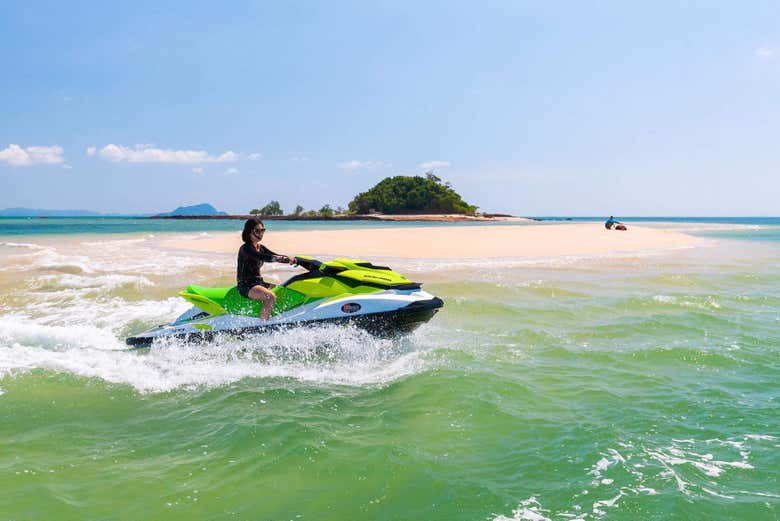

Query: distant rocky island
[153,203,226,217]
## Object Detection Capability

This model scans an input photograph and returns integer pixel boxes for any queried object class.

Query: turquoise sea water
[1,219,778,520]
[3,216,779,239]
[0,216,533,236]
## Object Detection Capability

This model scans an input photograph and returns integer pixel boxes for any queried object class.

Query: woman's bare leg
[248,285,276,320]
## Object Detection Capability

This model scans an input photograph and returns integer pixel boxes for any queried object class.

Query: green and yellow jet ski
[126,256,443,347]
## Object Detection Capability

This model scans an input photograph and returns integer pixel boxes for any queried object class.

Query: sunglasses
[253,227,266,234]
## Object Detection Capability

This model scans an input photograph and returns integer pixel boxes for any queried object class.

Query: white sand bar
[163,223,701,259]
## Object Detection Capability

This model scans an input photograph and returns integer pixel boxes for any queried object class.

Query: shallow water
[1,224,779,520]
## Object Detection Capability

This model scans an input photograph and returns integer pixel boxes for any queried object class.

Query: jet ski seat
[185,285,233,301]
[181,284,308,317]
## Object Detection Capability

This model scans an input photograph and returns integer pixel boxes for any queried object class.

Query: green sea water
[1,222,778,520]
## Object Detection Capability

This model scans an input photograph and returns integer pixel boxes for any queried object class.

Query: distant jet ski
[126,256,443,347]
[605,216,627,231]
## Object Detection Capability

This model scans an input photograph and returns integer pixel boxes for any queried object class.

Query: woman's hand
[271,254,297,265]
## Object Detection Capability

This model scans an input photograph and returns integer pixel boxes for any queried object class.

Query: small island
[154,203,226,217]
[151,174,525,222]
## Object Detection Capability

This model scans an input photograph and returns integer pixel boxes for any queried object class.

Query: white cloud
[86,147,96,156]
[756,46,774,59]
[91,144,239,164]
[419,160,450,170]
[224,167,239,175]
[62,164,73,169]
[247,153,262,160]
[0,144,65,166]
[338,160,386,170]
[192,167,203,174]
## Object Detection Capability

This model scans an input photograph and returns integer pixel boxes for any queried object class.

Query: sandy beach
[163,222,701,259]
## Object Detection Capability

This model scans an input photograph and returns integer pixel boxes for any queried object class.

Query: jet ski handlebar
[291,257,393,276]
[294,257,322,272]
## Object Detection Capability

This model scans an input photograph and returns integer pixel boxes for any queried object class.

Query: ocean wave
[652,294,723,310]
[0,241,48,250]
[26,300,188,334]
[0,316,123,351]
[2,238,229,278]
[80,237,152,247]
[32,273,155,291]
[161,231,214,241]
[34,250,96,274]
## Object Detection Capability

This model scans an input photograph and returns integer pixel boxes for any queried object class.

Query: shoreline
[162,222,702,259]
[150,213,534,223]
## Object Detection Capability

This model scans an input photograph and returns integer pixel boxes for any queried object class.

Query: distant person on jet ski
[605,216,627,231]
[238,217,296,320]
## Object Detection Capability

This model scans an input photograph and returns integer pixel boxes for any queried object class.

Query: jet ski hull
[126,296,443,348]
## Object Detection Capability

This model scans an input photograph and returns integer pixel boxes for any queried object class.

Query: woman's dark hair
[242,217,265,243]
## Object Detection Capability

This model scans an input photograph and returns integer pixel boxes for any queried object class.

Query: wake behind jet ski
[126,256,443,347]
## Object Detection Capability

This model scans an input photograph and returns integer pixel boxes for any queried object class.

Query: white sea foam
[492,434,772,521]
[0,234,433,393]
[33,273,154,290]
[4,237,227,278]
[34,251,96,274]
[589,457,612,477]
[744,434,777,441]
[9,294,187,329]
[652,295,722,310]
[0,325,431,393]
[0,241,47,250]
[80,237,151,247]
[493,497,553,521]
[0,236,431,394]
[0,322,121,353]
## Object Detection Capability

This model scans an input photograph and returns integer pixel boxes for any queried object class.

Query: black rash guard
[236,242,285,283]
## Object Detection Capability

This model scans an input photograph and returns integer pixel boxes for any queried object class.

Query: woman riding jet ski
[126,256,444,347]
[126,218,443,347]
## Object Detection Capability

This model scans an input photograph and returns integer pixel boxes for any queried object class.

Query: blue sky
[1,1,778,215]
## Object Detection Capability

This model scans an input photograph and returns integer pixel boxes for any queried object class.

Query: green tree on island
[348,173,477,215]
[255,200,284,216]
